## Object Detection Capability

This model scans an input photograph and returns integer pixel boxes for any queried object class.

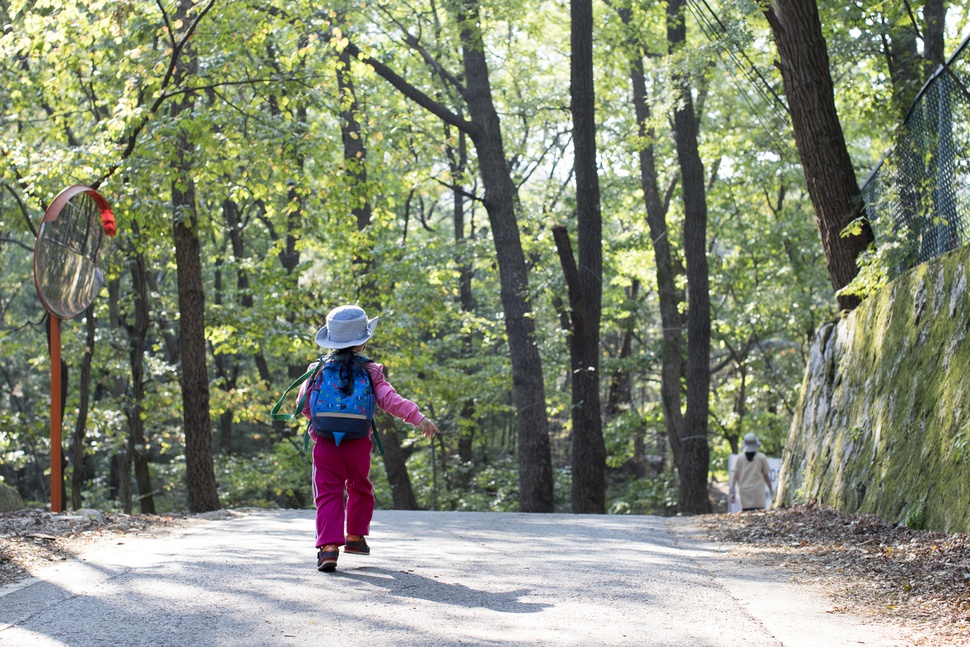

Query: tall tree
[860,0,949,116]
[171,0,220,512]
[668,0,712,514]
[70,305,95,510]
[553,0,606,513]
[123,220,157,514]
[447,126,479,479]
[761,0,874,310]
[212,198,244,454]
[615,2,687,495]
[342,0,555,511]
[454,0,554,512]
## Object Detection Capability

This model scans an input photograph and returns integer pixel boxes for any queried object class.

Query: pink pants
[311,434,374,548]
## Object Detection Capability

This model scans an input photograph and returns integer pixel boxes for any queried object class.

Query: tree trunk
[458,0,554,512]
[449,126,478,488]
[236,203,292,440]
[618,4,687,484]
[172,175,220,512]
[211,248,235,455]
[922,0,947,70]
[338,48,373,239]
[70,304,95,510]
[879,1,948,113]
[172,0,219,512]
[262,68,310,393]
[604,281,638,422]
[885,10,922,116]
[554,228,607,512]
[668,0,712,514]
[378,415,419,509]
[125,220,156,514]
[553,0,606,514]
[214,198,242,454]
[763,0,873,310]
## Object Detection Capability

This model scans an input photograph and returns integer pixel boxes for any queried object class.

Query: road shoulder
[667,516,915,647]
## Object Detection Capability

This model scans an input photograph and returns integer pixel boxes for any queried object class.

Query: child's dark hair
[331,347,363,396]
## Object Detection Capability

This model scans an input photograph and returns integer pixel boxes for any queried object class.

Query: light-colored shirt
[733,452,771,509]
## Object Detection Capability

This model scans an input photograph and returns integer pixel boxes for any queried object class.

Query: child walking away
[297,305,440,572]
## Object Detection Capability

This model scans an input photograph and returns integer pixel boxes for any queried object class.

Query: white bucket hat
[741,433,761,453]
[314,305,379,349]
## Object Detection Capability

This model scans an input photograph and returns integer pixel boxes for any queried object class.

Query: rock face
[777,246,970,533]
[0,483,25,512]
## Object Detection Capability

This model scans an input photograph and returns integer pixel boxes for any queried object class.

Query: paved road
[0,510,906,646]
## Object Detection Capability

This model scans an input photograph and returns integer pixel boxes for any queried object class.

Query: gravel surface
[2,504,968,645]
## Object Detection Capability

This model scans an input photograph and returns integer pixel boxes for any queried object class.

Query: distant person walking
[729,433,773,512]
[297,305,439,572]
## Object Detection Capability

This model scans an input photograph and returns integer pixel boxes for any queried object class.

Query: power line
[676,4,784,153]
[692,0,789,118]
[684,0,794,153]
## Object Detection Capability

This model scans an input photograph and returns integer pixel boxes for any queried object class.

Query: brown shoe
[344,535,370,555]
[317,545,339,572]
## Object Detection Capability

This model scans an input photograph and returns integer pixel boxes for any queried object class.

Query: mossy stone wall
[777,246,970,532]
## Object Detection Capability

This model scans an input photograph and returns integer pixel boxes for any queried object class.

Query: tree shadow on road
[338,566,550,613]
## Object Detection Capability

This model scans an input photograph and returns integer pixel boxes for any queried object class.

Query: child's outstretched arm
[366,362,439,438]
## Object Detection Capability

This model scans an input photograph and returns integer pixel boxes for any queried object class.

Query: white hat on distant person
[315,305,379,349]
[741,433,761,453]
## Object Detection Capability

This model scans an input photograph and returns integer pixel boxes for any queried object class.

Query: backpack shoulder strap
[270,358,325,421]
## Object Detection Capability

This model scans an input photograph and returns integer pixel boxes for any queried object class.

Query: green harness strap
[270,363,321,422]
[270,359,386,456]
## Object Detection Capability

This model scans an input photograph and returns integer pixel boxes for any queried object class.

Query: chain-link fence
[861,34,970,274]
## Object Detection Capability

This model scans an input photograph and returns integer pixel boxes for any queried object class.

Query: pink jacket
[297,358,425,428]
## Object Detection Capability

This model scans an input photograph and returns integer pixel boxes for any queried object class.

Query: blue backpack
[270,353,385,455]
[308,355,376,446]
